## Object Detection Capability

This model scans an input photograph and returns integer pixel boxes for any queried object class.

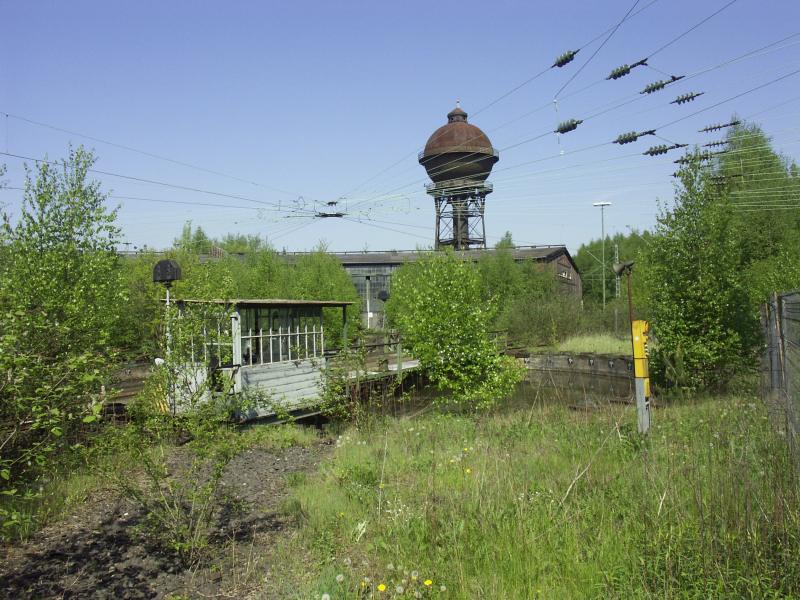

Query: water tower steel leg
[435,198,442,250]
[480,196,486,249]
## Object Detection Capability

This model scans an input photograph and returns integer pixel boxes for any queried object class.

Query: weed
[275,392,800,597]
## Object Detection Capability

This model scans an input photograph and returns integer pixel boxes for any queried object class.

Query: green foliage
[117,237,360,358]
[475,233,617,348]
[645,155,752,390]
[386,250,523,409]
[643,122,800,390]
[174,221,213,254]
[575,229,652,307]
[286,244,361,347]
[477,232,523,315]
[102,305,244,565]
[0,147,124,532]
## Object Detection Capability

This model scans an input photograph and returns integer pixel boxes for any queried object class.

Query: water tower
[419,103,499,250]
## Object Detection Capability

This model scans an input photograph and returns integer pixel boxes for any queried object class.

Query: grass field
[555,334,631,355]
[528,334,632,356]
[273,389,800,598]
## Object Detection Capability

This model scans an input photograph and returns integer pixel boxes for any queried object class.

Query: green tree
[174,222,213,254]
[643,121,800,390]
[575,229,651,306]
[386,250,522,408]
[478,232,523,318]
[287,244,360,346]
[0,148,124,530]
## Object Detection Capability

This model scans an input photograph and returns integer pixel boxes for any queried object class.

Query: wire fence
[761,291,800,455]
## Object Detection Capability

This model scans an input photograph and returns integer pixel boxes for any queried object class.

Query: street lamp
[592,202,612,309]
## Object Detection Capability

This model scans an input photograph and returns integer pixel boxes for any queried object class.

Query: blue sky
[2,0,800,253]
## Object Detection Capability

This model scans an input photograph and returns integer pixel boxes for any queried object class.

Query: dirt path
[0,439,332,599]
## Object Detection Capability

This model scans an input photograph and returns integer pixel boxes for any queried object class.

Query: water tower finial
[456,99,460,108]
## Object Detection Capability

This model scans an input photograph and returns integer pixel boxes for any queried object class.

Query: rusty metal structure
[418,103,499,250]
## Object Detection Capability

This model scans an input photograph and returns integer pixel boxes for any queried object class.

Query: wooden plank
[243,368,323,388]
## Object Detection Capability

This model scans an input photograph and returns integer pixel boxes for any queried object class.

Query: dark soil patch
[0,438,332,599]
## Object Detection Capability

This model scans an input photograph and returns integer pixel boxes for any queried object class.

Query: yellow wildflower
[424,579,433,586]
[465,468,471,474]
[378,583,387,592]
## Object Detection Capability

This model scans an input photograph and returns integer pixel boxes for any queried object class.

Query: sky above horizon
[2,0,800,254]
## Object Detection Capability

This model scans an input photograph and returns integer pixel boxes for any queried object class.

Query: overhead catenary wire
[475,0,661,116]
[342,0,665,200]
[554,0,643,98]
[0,150,321,216]
[0,111,313,200]
[350,33,800,210]
[364,123,800,215]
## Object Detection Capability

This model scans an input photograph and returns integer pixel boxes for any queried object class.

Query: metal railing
[424,180,493,194]
[418,146,500,160]
[240,325,324,366]
[761,291,800,455]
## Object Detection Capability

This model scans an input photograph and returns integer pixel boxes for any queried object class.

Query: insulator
[608,65,631,80]
[607,58,648,80]
[614,131,639,145]
[698,120,741,133]
[552,49,579,68]
[673,156,692,164]
[643,144,669,156]
[555,119,583,134]
[671,92,704,105]
[703,140,728,148]
[643,142,685,157]
[674,150,726,164]
[640,74,685,94]
[613,129,657,145]
[642,80,667,94]
[698,121,741,133]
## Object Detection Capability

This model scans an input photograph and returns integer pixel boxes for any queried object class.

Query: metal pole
[365,276,371,330]
[601,206,606,309]
[593,202,611,309]
[626,270,634,326]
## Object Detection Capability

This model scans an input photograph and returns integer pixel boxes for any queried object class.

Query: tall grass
[555,334,630,355]
[280,391,800,598]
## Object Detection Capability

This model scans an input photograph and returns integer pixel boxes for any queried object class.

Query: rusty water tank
[418,104,499,185]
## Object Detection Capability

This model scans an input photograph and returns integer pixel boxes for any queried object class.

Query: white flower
[336,574,345,583]
[387,563,395,570]
[322,594,331,600]
[440,585,447,591]
[396,585,405,594]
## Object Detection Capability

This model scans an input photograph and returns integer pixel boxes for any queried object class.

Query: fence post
[231,311,242,394]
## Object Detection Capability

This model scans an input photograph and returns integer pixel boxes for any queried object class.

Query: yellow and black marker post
[631,319,651,434]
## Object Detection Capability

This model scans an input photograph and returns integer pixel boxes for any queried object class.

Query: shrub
[0,148,124,533]
[386,250,523,409]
